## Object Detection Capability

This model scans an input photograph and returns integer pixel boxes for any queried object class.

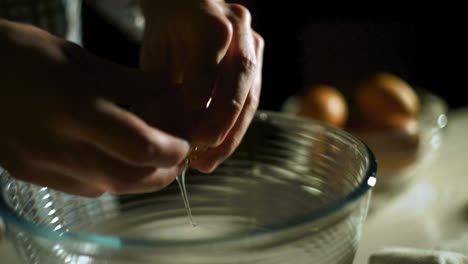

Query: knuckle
[128,139,157,165]
[99,167,154,194]
[228,4,251,24]
[211,19,234,47]
[206,16,233,48]
[254,33,265,50]
[114,128,159,166]
[236,55,257,75]
[143,135,186,167]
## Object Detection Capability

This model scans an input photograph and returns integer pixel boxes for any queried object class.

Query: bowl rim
[0,110,377,249]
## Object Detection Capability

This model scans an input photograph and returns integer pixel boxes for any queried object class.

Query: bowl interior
[0,111,376,249]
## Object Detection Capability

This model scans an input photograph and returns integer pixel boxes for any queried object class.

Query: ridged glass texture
[0,110,377,264]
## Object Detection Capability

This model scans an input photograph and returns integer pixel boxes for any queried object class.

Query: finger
[253,31,265,97]
[111,164,185,195]
[192,71,261,173]
[192,31,264,173]
[52,99,190,168]
[57,42,191,166]
[4,162,104,198]
[181,12,233,113]
[16,137,180,195]
[193,4,257,147]
[25,171,105,198]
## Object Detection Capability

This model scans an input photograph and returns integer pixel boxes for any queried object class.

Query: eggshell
[298,85,348,128]
[357,72,420,124]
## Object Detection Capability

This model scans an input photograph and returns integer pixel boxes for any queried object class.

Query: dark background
[82,2,466,112]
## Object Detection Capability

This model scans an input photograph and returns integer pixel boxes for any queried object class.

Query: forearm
[0,19,27,90]
[0,18,9,34]
[0,19,68,93]
[0,19,16,66]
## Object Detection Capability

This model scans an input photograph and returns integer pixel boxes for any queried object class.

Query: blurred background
[82,0,466,111]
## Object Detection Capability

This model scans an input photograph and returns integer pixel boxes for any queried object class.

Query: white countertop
[2,107,468,264]
[354,107,468,263]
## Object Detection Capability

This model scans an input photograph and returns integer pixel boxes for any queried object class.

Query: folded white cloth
[369,233,468,264]
[369,247,468,264]
[0,217,4,242]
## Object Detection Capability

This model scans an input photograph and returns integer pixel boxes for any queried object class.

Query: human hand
[138,0,264,173]
[0,20,190,197]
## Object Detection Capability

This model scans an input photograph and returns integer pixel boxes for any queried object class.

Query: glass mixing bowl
[0,110,377,264]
